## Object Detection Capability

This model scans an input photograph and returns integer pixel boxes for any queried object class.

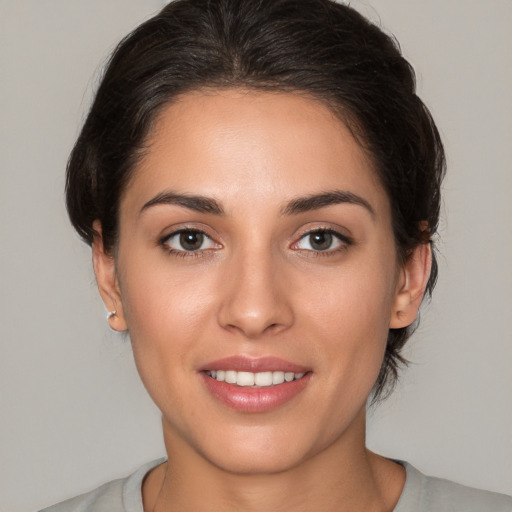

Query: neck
[144,410,405,512]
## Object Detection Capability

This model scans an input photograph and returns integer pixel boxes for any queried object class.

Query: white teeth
[206,370,306,387]
[254,371,273,386]
[225,370,237,384]
[272,371,285,385]
[237,371,255,387]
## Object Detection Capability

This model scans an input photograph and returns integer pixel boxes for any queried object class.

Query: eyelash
[159,228,218,258]
[159,227,352,259]
[292,228,352,256]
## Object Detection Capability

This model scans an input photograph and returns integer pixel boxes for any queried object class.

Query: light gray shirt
[39,458,512,511]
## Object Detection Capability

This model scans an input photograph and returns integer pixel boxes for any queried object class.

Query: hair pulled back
[66,0,445,400]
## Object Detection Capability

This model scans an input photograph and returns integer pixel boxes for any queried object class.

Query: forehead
[122,89,389,219]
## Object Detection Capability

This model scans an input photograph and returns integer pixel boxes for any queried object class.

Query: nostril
[216,269,294,337]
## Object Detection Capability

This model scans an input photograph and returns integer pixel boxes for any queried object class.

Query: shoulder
[38,478,125,512]
[38,458,166,512]
[395,461,512,512]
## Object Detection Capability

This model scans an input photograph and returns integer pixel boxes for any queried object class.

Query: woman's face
[99,89,419,474]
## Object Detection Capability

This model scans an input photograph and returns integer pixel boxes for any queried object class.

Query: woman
[39,0,511,510]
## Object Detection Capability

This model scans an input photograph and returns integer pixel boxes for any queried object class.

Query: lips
[200,356,311,412]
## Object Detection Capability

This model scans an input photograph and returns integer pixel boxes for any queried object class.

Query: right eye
[161,229,218,254]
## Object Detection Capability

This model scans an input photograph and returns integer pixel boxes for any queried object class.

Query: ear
[390,242,432,329]
[92,220,127,332]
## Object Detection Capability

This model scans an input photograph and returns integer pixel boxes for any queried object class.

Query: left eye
[163,230,216,252]
[294,230,347,252]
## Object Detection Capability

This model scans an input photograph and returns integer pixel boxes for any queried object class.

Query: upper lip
[200,356,309,373]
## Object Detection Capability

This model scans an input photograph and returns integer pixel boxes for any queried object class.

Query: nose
[217,248,294,339]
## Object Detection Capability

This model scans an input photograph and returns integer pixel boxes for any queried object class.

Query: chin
[189,422,330,476]
[205,444,307,475]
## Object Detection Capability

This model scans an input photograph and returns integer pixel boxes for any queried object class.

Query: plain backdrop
[1,1,511,511]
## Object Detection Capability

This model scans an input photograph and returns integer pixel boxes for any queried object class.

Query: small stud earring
[107,311,117,320]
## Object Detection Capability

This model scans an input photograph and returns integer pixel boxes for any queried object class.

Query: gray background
[1,1,511,511]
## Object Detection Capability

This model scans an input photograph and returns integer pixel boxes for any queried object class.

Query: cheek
[301,255,397,381]
[116,262,214,412]
[317,283,390,372]
[302,254,396,334]
[117,255,218,356]
[120,253,212,324]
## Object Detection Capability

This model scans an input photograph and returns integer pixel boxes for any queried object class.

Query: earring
[107,310,117,320]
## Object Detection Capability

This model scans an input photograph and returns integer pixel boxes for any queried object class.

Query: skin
[93,89,431,511]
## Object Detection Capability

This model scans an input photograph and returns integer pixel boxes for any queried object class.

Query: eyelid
[290,226,352,252]
[159,226,222,253]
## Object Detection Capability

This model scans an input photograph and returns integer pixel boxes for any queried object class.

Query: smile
[205,370,305,387]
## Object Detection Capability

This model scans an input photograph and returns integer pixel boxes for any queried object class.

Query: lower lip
[201,372,311,413]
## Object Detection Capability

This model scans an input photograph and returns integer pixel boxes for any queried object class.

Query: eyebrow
[140,189,374,218]
[281,190,375,218]
[140,191,224,215]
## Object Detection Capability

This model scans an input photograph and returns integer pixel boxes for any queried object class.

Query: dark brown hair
[66,0,445,400]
